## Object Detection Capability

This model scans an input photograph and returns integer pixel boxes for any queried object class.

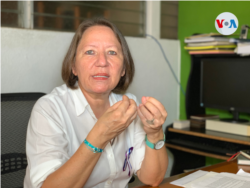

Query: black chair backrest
[1,93,45,188]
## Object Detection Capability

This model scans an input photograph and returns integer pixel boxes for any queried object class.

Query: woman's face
[73,25,125,96]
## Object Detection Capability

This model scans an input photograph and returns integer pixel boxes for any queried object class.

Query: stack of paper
[238,155,250,165]
[173,120,190,129]
[171,169,250,188]
[235,42,250,56]
[206,119,250,136]
[184,33,236,55]
[190,114,219,129]
[238,150,250,165]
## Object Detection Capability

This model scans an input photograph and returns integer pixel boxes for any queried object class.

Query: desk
[165,126,250,175]
[133,160,250,188]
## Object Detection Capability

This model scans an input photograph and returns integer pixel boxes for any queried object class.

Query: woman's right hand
[89,95,137,147]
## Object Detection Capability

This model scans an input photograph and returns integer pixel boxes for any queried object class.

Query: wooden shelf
[168,127,250,145]
[165,143,229,160]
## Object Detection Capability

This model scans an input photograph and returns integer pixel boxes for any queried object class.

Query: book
[185,33,239,39]
[190,119,206,124]
[189,50,235,55]
[229,38,250,43]
[238,154,250,165]
[190,115,211,129]
[190,123,205,129]
[187,41,235,47]
[173,120,190,129]
[184,37,232,43]
[206,119,250,136]
[185,33,223,39]
[190,114,219,120]
[184,45,236,50]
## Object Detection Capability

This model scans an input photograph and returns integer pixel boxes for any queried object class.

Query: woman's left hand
[137,96,167,137]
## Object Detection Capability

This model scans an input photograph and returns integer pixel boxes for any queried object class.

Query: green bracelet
[83,139,103,153]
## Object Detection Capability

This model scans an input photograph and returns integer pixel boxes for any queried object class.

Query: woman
[24,17,168,188]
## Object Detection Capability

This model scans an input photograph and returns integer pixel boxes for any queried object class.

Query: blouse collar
[72,85,89,116]
[71,83,117,117]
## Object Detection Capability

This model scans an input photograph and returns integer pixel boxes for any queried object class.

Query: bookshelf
[165,126,250,176]
[166,53,250,176]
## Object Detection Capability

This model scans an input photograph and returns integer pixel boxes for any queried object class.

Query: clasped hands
[95,95,167,144]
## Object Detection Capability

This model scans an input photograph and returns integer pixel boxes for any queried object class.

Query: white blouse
[24,84,146,188]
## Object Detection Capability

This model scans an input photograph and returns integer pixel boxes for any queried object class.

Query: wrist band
[83,139,103,153]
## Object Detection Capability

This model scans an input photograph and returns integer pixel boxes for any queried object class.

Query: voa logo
[215,12,238,35]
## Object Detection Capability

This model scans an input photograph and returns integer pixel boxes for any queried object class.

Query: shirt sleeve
[133,115,146,176]
[125,93,146,175]
[26,97,70,187]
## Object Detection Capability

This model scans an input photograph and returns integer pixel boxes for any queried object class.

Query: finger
[127,110,138,126]
[123,99,137,126]
[109,100,123,111]
[141,96,147,105]
[144,101,162,118]
[126,99,137,116]
[131,110,137,121]
[116,95,130,113]
[137,106,154,128]
[146,97,168,117]
[139,104,154,120]
[138,105,164,128]
[144,101,167,126]
[137,106,146,122]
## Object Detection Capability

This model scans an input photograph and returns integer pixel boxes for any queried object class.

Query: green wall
[178,1,250,121]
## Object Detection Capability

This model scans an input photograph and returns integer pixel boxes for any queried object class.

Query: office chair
[1,93,45,188]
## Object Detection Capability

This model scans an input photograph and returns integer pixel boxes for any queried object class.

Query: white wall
[126,36,180,129]
[1,28,70,93]
[1,27,179,177]
[1,27,180,129]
